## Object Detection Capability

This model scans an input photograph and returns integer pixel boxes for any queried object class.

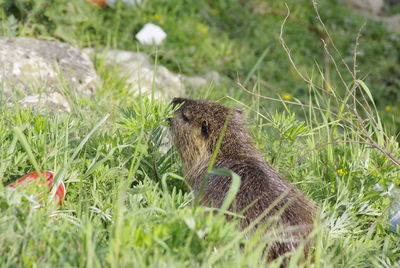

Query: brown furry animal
[168,98,315,260]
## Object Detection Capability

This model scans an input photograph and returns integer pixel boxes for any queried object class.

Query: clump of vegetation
[1,0,400,110]
[0,0,400,267]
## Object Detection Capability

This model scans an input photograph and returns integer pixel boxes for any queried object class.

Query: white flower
[136,23,167,45]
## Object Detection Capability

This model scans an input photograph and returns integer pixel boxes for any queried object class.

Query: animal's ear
[234,107,243,114]
[201,120,210,138]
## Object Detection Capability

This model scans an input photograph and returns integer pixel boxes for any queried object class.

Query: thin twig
[312,0,354,78]
[238,82,338,117]
[278,2,400,168]
[353,23,366,78]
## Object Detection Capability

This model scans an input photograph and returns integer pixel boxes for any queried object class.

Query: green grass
[1,0,400,267]
[2,0,400,110]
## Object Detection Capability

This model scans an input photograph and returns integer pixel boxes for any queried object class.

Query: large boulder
[83,49,220,99]
[19,92,71,113]
[0,37,99,112]
[345,0,400,33]
[384,14,400,32]
[347,0,384,15]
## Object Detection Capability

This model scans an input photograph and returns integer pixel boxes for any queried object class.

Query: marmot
[168,98,315,260]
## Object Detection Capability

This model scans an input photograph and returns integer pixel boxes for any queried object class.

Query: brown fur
[169,98,316,261]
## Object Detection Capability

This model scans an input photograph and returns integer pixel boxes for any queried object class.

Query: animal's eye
[201,120,209,138]
[181,112,189,122]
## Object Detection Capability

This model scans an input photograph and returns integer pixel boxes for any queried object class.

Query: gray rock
[347,0,384,15]
[180,71,221,89]
[84,48,184,99]
[83,49,220,99]
[344,0,400,32]
[180,75,208,89]
[0,37,99,100]
[19,92,71,113]
[385,14,400,32]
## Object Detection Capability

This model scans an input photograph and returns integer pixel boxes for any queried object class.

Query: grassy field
[1,0,400,267]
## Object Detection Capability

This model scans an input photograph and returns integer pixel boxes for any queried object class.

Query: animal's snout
[166,117,172,127]
[168,97,187,127]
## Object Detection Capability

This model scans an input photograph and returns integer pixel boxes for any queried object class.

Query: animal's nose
[171,97,187,107]
[166,117,172,126]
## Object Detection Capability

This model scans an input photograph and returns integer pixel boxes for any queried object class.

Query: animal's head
[168,98,252,170]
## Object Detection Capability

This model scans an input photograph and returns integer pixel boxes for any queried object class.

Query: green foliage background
[0,0,400,267]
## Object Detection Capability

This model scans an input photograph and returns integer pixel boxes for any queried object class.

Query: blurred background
[1,0,399,134]
[1,1,400,266]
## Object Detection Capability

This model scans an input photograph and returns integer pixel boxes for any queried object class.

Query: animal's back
[198,156,315,259]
